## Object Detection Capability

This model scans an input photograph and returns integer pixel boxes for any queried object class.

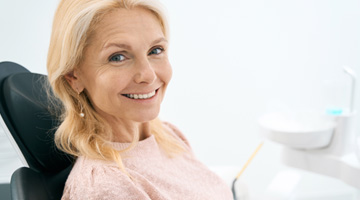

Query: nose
[133,57,156,84]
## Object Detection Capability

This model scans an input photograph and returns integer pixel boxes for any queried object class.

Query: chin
[131,110,160,123]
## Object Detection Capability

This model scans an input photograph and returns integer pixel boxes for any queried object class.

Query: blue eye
[109,54,126,62]
[149,47,163,55]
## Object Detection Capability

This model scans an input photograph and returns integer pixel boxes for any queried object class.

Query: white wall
[0,1,57,74]
[160,0,360,166]
[1,0,360,195]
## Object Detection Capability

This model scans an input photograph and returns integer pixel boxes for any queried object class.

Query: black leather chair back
[0,62,73,200]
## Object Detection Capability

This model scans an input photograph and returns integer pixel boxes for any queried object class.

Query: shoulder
[161,121,192,149]
[61,156,148,200]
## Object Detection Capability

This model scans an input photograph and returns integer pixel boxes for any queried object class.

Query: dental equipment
[343,65,357,113]
[232,142,264,200]
[258,66,360,191]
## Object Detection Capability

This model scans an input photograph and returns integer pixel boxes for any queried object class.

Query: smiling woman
[46,0,233,199]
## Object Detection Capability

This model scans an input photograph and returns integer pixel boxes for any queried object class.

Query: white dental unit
[259,66,360,196]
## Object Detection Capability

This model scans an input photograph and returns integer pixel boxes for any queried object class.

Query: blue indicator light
[326,109,343,115]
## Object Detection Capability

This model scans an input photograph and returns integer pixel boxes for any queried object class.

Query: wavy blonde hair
[47,0,184,174]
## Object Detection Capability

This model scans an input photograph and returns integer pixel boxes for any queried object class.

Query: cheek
[159,60,172,84]
[167,64,173,82]
[97,74,129,96]
[84,73,128,104]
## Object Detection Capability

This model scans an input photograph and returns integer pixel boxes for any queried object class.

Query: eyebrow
[102,43,132,51]
[150,37,168,46]
[102,37,168,51]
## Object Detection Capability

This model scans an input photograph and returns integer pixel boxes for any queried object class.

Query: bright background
[1,0,360,199]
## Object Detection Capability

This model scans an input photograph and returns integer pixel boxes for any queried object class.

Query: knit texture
[61,122,233,200]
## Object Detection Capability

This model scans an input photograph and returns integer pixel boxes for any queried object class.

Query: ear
[64,70,85,93]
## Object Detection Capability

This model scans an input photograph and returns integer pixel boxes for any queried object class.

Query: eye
[109,54,126,62]
[148,47,164,55]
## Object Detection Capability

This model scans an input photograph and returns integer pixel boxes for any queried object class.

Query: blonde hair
[47,0,183,173]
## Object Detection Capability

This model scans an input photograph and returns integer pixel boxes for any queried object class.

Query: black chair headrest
[1,72,73,173]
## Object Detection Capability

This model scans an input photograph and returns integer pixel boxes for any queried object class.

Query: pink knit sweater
[61,122,233,200]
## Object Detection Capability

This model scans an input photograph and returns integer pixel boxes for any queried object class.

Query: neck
[111,121,152,143]
[92,105,153,143]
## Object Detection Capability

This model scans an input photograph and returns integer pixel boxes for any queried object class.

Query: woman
[47,0,233,199]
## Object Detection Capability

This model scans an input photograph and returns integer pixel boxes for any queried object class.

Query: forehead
[91,7,164,46]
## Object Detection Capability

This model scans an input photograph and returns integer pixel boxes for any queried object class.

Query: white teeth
[124,91,156,99]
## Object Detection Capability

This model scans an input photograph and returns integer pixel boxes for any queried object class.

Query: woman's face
[67,7,171,124]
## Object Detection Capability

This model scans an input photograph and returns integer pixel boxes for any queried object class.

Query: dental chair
[0,61,73,200]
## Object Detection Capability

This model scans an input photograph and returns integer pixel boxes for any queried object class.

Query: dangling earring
[77,91,85,118]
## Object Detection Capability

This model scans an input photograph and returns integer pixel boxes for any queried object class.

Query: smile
[122,90,156,100]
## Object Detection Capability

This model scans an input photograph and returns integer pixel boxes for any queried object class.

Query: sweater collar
[110,134,160,157]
